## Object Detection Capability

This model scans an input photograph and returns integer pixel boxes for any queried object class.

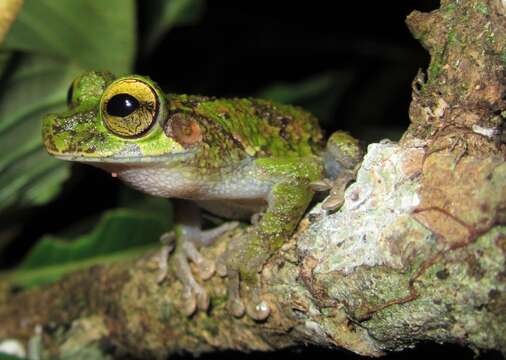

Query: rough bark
[1,0,505,358]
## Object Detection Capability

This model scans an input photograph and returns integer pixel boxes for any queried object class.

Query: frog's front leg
[158,199,238,316]
[225,158,322,320]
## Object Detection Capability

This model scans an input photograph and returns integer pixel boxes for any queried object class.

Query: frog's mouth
[44,130,192,167]
[53,152,192,176]
[53,153,188,164]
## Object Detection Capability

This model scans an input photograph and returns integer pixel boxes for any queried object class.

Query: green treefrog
[42,72,362,320]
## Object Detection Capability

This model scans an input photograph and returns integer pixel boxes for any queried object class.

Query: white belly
[117,161,273,219]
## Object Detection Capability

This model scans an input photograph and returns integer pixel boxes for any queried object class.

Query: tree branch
[1,0,505,358]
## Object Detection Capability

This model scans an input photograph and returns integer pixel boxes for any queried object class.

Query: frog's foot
[225,269,271,321]
[220,233,272,320]
[157,221,239,316]
[216,238,271,320]
[310,172,354,211]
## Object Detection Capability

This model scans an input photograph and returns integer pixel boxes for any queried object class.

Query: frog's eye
[100,78,160,138]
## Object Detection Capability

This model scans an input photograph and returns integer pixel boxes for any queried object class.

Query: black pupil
[106,93,140,117]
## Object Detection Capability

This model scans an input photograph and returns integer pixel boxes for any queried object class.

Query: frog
[42,71,363,320]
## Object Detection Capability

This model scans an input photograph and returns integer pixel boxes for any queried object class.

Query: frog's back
[169,95,325,158]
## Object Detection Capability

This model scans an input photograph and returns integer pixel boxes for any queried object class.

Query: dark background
[139,1,434,138]
[2,1,504,358]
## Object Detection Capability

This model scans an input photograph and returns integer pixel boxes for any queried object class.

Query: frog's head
[42,71,190,171]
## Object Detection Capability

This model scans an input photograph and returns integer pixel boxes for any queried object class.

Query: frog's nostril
[66,84,74,106]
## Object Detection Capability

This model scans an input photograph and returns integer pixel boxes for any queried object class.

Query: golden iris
[100,78,159,138]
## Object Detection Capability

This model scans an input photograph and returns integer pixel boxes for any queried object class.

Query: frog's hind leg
[157,199,238,316]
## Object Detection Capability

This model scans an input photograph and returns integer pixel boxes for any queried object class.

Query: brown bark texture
[0,0,505,358]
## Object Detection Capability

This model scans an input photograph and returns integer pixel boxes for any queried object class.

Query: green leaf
[6,205,172,288]
[0,0,138,211]
[258,71,354,125]
[0,55,80,210]
[142,0,205,52]
[0,352,25,360]
[0,147,70,209]
[3,0,136,74]
[0,52,11,74]
[20,207,171,269]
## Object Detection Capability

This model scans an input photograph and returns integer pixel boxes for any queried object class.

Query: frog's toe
[321,192,344,210]
[197,258,216,280]
[245,283,271,320]
[175,250,210,315]
[156,239,176,283]
[216,254,228,277]
[225,269,271,320]
[194,221,240,246]
[226,270,245,317]
[228,297,246,318]
[181,286,198,316]
[246,299,271,321]
[312,173,356,211]
[309,178,334,192]
[310,178,343,210]
[195,285,210,311]
[180,282,210,316]
[181,240,216,280]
